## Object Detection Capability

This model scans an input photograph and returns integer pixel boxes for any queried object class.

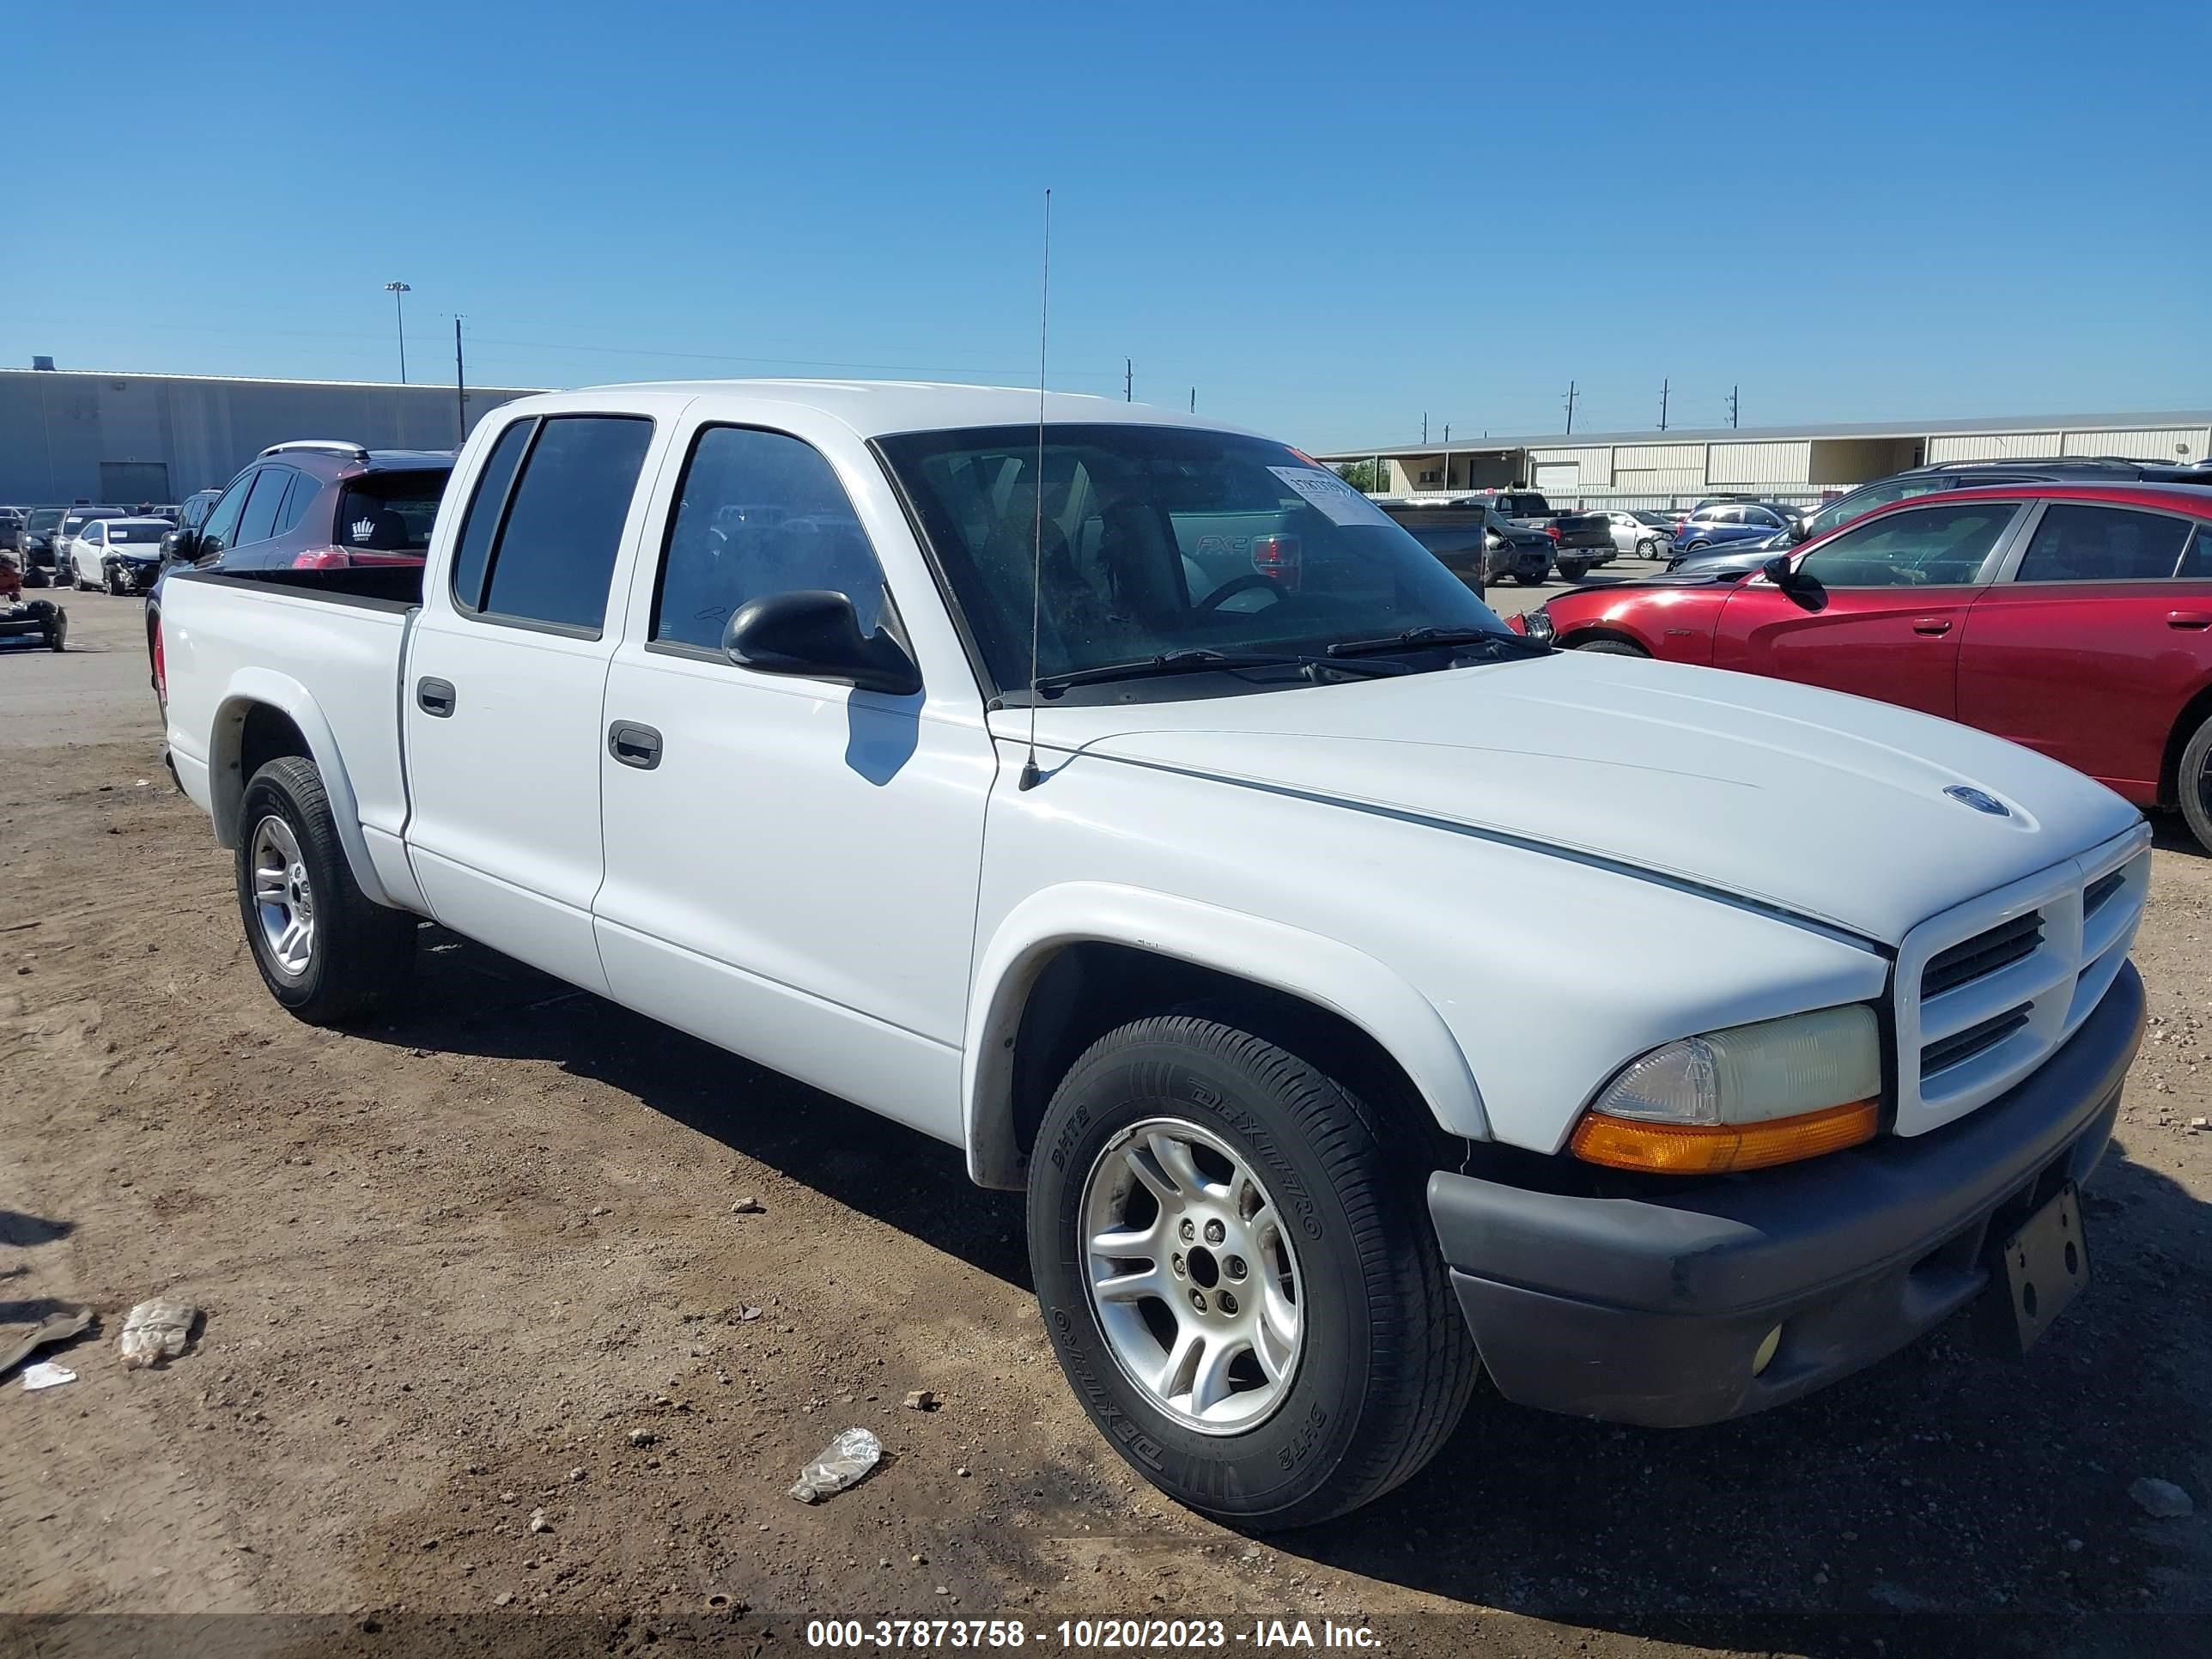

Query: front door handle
[416,677,457,716]
[607,720,663,769]
[1911,617,1953,635]
[2167,611,2211,630]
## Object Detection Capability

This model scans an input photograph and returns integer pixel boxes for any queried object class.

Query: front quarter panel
[1553,584,1729,663]
[969,731,1890,1173]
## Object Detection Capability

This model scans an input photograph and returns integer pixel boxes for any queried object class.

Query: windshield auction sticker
[1266,465,1395,528]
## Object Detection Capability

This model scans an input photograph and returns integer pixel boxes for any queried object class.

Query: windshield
[878,423,1504,694]
[337,469,449,551]
[27,509,64,535]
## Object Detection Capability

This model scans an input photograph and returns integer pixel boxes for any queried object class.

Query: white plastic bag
[787,1427,881,1503]
[117,1300,197,1369]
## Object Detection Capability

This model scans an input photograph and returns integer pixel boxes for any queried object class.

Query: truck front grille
[1892,828,2149,1135]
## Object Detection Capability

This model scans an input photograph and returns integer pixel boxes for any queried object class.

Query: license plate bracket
[1986,1182,2088,1353]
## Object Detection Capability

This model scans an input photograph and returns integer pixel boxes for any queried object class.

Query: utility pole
[1659,378,1670,432]
[1188,386,1195,414]
[1563,380,1578,436]
[384,281,411,383]
[1422,412,1428,444]
[1125,358,1132,402]
[1727,385,1740,428]
[1443,423,1450,442]
[453,316,467,444]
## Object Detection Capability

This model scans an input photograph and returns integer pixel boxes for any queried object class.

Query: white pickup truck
[157,381,2148,1528]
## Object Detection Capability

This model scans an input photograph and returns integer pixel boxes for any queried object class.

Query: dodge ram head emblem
[1943,785,2011,817]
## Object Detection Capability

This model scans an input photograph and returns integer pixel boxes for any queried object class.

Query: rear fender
[963,882,1488,1188]
[206,669,392,908]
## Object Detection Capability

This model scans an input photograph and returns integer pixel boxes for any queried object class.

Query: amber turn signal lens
[1569,1098,1879,1174]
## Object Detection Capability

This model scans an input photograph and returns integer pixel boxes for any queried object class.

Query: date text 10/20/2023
[805,1618,1383,1650]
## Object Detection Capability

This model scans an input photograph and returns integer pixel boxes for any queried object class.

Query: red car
[1516,482,2212,848]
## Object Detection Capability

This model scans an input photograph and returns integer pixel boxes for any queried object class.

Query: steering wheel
[1195,573,1285,611]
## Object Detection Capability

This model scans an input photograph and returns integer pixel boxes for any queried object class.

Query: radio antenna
[1018,186,1051,792]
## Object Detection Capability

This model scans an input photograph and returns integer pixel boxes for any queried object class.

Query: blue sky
[7,0,2206,451]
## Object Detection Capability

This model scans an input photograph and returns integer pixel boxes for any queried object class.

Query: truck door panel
[401,412,660,993]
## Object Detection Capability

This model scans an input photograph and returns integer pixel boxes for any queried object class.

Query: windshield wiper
[1031,648,1400,698]
[1325,624,1549,659]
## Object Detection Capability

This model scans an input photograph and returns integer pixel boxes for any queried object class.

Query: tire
[1574,638,1648,657]
[106,568,125,597]
[23,566,46,589]
[1029,1009,1477,1529]
[1637,538,1662,559]
[1686,539,1711,553]
[1510,568,1547,586]
[45,606,66,652]
[234,756,416,1024]
[2177,714,2212,854]
[1555,559,1592,583]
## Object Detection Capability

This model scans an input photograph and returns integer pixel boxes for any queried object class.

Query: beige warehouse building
[1318,410,2212,510]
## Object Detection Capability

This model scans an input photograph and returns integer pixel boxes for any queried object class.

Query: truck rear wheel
[1029,1010,1475,1528]
[1555,558,1592,582]
[234,756,416,1025]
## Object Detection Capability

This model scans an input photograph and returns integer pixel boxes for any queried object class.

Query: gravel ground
[0,595,2205,1658]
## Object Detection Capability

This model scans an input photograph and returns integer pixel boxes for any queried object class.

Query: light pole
[384,282,411,383]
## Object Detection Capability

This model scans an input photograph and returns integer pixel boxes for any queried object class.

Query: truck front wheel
[234,756,416,1025]
[1029,1011,1475,1528]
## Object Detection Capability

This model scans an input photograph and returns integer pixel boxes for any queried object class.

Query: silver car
[1605,509,1674,560]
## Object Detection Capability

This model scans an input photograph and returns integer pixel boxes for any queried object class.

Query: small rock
[627,1429,656,1447]
[590,1205,611,1217]
[2189,1117,2209,1132]
[501,1491,518,1504]
[956,1466,970,1478]
[422,1538,440,1551]
[2130,1478,2194,1518]
[2064,1537,2084,1553]
[904,1389,939,1412]
[912,1553,927,1565]
[731,1197,764,1214]
[935,1586,950,1597]
[494,1592,514,1607]
[529,1509,551,1534]
[736,1306,763,1322]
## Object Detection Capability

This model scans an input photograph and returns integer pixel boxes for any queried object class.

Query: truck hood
[1017,652,2142,945]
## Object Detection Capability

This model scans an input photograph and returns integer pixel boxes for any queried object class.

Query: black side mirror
[724,589,921,696]
[1762,554,1825,611]
[1788,516,1809,543]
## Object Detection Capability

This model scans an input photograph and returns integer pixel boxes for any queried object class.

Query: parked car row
[1516,477,2212,849]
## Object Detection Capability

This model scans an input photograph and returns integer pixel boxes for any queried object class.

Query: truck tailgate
[160,568,418,859]
[1550,512,1614,550]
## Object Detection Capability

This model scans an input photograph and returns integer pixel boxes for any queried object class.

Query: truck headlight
[1522,607,1555,644]
[1570,1006,1881,1174]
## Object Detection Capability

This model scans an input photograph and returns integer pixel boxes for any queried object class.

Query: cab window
[1793,501,2018,588]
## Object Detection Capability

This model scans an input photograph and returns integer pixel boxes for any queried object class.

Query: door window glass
[473,416,654,633]
[653,426,889,652]
[450,418,535,611]
[234,467,291,547]
[1793,501,2016,588]
[197,476,253,559]
[276,471,320,537]
[2014,504,2195,582]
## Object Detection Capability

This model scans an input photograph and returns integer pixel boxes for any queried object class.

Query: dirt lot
[1,595,2207,1658]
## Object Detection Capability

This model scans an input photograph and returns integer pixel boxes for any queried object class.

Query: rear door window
[234,467,291,547]
[465,416,654,634]
[276,471,320,538]
[337,469,447,553]
[2014,504,2196,582]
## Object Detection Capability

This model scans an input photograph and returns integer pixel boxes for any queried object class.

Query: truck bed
[159,564,422,902]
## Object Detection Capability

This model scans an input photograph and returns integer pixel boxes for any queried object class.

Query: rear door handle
[2167,611,2211,630]
[1911,617,1953,635]
[416,677,457,716]
[607,720,663,769]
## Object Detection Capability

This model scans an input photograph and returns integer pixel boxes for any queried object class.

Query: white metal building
[1317,410,2212,510]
